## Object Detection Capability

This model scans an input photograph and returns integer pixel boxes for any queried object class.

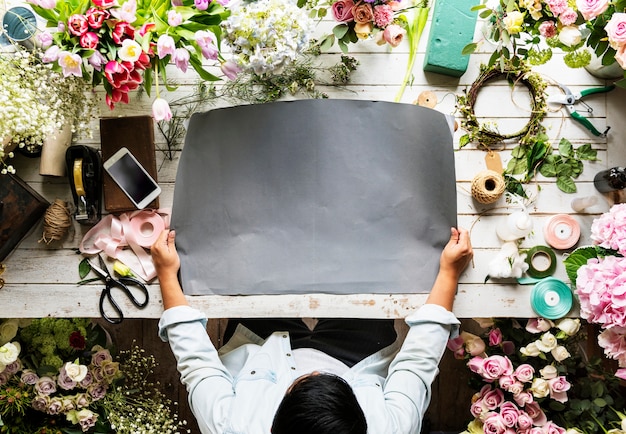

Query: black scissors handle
[99,276,149,324]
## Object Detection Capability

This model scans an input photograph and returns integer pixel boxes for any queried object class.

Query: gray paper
[172,99,457,295]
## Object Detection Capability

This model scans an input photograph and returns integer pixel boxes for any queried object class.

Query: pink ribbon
[80,209,170,281]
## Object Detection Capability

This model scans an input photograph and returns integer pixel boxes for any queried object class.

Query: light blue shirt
[158,304,460,434]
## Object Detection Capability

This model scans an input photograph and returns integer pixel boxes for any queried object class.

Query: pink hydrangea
[597,326,626,367]
[590,203,626,254]
[373,4,393,28]
[576,255,626,329]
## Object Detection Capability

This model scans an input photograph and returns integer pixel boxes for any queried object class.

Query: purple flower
[221,60,241,80]
[58,51,83,77]
[32,395,50,412]
[42,45,60,63]
[152,98,173,121]
[157,34,176,59]
[37,31,53,48]
[88,382,108,401]
[173,47,190,72]
[47,398,63,415]
[21,369,39,385]
[195,30,218,60]
[91,348,112,367]
[167,10,183,26]
[88,51,107,71]
[194,0,210,10]
[35,376,57,396]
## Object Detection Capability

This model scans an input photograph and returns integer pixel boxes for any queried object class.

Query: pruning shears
[547,83,615,137]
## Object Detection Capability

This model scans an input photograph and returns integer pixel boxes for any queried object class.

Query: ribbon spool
[524,245,557,279]
[543,214,580,250]
[530,277,573,319]
[128,212,165,247]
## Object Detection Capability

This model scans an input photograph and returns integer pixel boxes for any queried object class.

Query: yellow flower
[113,260,134,277]
[503,11,525,35]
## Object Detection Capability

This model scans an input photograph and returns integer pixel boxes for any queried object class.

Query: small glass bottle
[594,167,626,193]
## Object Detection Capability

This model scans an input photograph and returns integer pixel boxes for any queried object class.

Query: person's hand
[151,229,180,279]
[439,227,473,279]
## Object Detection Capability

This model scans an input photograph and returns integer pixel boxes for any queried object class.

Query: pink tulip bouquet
[449,317,626,433]
[28,0,232,118]
[564,203,626,381]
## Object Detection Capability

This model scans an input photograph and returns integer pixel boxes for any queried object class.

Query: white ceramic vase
[40,124,72,176]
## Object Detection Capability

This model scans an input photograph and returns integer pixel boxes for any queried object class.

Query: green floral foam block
[423,0,477,77]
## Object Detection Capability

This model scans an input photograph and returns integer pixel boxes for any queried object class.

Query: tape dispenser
[65,145,102,225]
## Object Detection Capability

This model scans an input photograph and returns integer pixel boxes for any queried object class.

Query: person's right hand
[439,227,473,279]
[151,229,180,278]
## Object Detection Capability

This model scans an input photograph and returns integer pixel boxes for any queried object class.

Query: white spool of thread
[570,195,598,213]
[496,210,533,241]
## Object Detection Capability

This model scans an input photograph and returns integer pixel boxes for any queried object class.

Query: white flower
[535,332,558,352]
[0,341,21,365]
[487,242,529,278]
[520,342,541,357]
[64,361,88,382]
[540,364,558,379]
[0,319,19,346]
[222,0,314,74]
[551,345,571,362]
[556,318,581,336]
[558,26,582,47]
[530,377,550,398]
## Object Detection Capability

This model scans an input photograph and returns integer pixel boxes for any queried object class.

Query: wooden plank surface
[1,10,625,319]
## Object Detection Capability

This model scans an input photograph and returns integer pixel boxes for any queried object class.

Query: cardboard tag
[485,151,503,173]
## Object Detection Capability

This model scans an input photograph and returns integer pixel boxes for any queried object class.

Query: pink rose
[481,355,514,381]
[80,31,100,49]
[331,0,355,22]
[606,13,626,49]
[525,402,547,426]
[543,421,566,434]
[352,1,374,24]
[517,411,534,430]
[382,24,405,47]
[498,375,516,390]
[470,397,486,418]
[546,0,568,15]
[525,318,554,334]
[67,14,89,36]
[576,0,609,20]
[499,401,520,428]
[548,376,571,403]
[514,364,535,383]
[35,376,57,396]
[482,387,505,410]
[483,412,507,434]
[513,390,533,407]
[489,328,503,346]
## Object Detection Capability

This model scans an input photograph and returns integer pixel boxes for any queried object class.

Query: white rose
[559,26,582,47]
[530,377,550,398]
[551,345,571,362]
[556,318,581,336]
[540,364,558,380]
[64,361,88,382]
[566,429,584,434]
[0,319,19,346]
[535,332,558,352]
[520,342,541,357]
[0,342,21,365]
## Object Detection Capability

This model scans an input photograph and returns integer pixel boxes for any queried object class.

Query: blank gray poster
[171,99,457,295]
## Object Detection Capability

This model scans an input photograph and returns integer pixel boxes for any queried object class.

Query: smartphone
[103,147,161,209]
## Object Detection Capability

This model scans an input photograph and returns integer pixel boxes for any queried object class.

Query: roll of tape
[128,212,165,248]
[524,245,557,279]
[73,159,85,196]
[471,170,506,204]
[543,214,580,250]
[530,277,573,319]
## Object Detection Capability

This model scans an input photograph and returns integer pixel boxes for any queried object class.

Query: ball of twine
[39,199,72,244]
[471,170,506,204]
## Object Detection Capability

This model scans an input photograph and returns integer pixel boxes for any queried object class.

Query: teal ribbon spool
[2,7,37,43]
[524,245,557,279]
[530,277,573,319]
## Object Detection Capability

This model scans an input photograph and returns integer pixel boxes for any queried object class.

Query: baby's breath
[0,47,99,172]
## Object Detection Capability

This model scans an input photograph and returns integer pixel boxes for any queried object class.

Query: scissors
[548,83,615,137]
[89,255,149,324]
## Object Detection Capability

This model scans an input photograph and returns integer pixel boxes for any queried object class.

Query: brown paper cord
[39,199,72,244]
[471,170,506,204]
[414,91,438,108]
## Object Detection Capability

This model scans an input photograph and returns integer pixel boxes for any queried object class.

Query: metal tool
[548,83,615,137]
[89,255,149,324]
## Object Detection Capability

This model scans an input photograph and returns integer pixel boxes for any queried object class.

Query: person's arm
[425,227,473,311]
[151,229,188,309]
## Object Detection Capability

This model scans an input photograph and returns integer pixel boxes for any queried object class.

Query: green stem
[394,6,429,102]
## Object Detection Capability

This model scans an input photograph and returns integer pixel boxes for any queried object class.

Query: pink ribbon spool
[543,214,580,250]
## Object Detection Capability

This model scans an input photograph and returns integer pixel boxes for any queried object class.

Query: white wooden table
[1,13,624,319]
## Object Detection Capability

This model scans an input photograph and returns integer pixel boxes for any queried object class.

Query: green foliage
[563,246,622,285]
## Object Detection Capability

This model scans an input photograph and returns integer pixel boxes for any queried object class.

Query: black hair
[271,372,367,434]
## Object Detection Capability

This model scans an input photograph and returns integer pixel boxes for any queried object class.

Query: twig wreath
[457,60,548,150]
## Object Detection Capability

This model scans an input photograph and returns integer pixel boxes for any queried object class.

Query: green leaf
[459,134,471,148]
[470,4,486,11]
[593,397,607,408]
[539,154,558,177]
[462,43,479,56]
[479,9,493,18]
[575,143,598,161]
[319,34,335,52]
[333,24,349,39]
[563,246,601,284]
[297,0,306,7]
[79,258,92,279]
[556,175,577,193]
[558,138,574,157]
